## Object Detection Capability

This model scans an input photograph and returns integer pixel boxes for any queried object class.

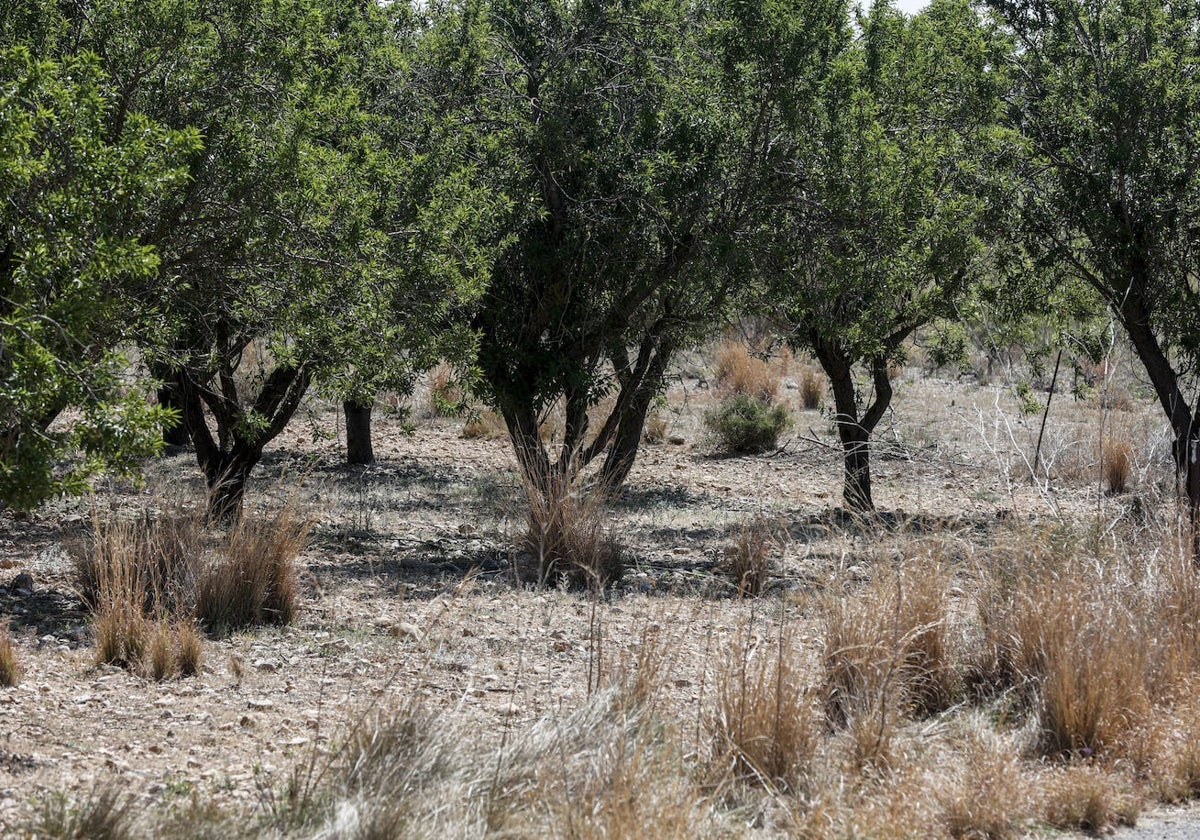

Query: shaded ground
[0,362,1184,835]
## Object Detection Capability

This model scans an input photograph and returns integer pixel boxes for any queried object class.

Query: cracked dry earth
[0,368,1183,834]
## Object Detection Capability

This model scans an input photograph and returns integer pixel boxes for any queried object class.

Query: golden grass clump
[0,628,22,687]
[1039,764,1137,834]
[821,560,960,729]
[73,508,204,617]
[938,722,1031,840]
[799,365,824,410]
[195,507,309,636]
[723,516,778,597]
[1103,436,1133,495]
[713,341,780,402]
[973,545,1155,758]
[520,461,625,590]
[709,627,819,792]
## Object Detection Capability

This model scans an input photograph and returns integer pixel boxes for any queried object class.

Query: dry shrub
[709,627,819,792]
[714,341,779,401]
[1039,764,1137,834]
[1103,437,1132,495]
[821,560,960,730]
[195,507,308,636]
[799,365,824,410]
[461,409,506,440]
[72,507,204,616]
[521,462,625,589]
[974,549,1153,758]
[723,516,778,597]
[0,628,21,687]
[939,724,1031,840]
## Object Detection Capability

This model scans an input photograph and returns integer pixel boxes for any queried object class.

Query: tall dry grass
[713,341,780,402]
[196,507,308,635]
[709,626,820,792]
[519,459,625,589]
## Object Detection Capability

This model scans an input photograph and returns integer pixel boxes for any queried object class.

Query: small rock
[247,698,274,710]
[10,572,33,593]
[667,435,686,445]
[239,715,255,728]
[252,659,279,673]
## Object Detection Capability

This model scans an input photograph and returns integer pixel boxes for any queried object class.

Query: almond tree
[775,0,1016,511]
[467,0,848,496]
[987,0,1200,543]
[0,44,195,508]
[34,0,496,519]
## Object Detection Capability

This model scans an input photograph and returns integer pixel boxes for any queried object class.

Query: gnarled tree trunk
[812,335,896,514]
[344,399,375,466]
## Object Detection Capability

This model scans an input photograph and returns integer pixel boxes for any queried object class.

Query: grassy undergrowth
[24,509,1200,838]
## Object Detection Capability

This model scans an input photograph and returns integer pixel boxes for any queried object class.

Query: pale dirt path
[1111,805,1200,840]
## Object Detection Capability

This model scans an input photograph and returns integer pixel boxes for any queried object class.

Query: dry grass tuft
[195,507,308,636]
[461,409,507,440]
[822,561,960,730]
[800,365,824,410]
[714,341,780,402]
[174,620,203,677]
[72,507,204,617]
[91,550,150,670]
[723,516,778,597]
[31,785,134,840]
[0,628,21,687]
[148,621,174,681]
[939,722,1031,840]
[520,462,625,590]
[973,545,1155,758]
[710,627,819,792]
[1039,764,1137,834]
[1103,436,1133,495]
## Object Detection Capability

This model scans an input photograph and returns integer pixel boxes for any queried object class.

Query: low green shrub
[704,394,791,453]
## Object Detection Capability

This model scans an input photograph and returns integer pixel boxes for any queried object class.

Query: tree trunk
[157,382,191,448]
[201,446,258,524]
[812,337,897,514]
[344,400,375,466]
[820,354,874,511]
[174,362,311,523]
[1115,279,1200,558]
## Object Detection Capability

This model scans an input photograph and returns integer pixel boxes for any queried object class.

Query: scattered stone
[252,659,279,673]
[10,572,33,594]
[247,698,273,711]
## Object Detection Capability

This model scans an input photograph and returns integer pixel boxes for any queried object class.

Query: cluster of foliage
[4,0,1200,528]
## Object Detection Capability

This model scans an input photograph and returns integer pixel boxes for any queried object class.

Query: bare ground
[0,362,1186,836]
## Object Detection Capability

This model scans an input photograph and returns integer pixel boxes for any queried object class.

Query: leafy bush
[704,394,790,453]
